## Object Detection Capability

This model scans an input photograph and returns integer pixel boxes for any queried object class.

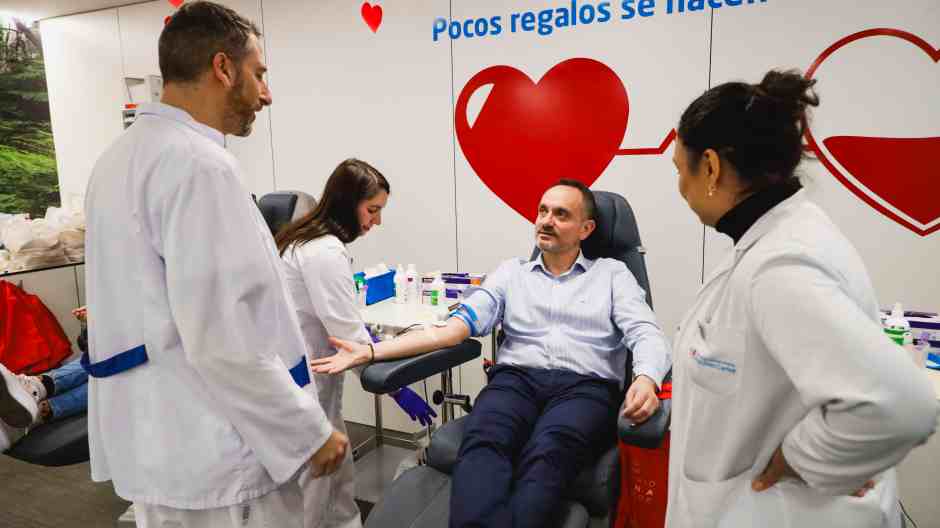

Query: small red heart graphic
[455,58,628,221]
[361,2,383,33]
[806,29,940,236]
[168,0,184,8]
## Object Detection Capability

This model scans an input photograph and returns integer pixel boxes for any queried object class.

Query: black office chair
[361,191,657,528]
[257,190,317,236]
[7,327,90,467]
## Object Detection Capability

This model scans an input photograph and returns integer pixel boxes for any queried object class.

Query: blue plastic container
[354,270,396,305]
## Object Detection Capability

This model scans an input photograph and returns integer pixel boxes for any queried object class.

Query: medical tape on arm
[448,304,479,336]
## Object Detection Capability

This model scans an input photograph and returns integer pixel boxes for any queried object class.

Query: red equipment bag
[0,279,72,374]
[614,381,672,528]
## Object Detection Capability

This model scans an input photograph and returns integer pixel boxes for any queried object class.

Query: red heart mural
[455,58,628,221]
[167,0,184,8]
[805,29,940,237]
[361,2,383,33]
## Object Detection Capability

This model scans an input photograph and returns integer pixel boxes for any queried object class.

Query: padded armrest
[618,398,671,449]
[7,413,89,467]
[360,339,481,394]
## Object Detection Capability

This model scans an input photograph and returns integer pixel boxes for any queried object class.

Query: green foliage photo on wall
[0,17,59,219]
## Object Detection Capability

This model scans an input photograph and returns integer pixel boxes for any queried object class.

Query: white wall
[706,0,940,311]
[451,2,709,340]
[42,0,277,198]
[261,0,458,431]
[40,9,125,205]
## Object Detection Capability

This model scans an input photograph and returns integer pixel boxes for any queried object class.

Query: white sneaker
[16,373,47,403]
[0,364,38,428]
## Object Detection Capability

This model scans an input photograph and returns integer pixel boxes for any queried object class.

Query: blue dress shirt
[452,252,671,387]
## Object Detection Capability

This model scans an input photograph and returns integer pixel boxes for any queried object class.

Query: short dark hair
[158,1,261,83]
[678,69,819,192]
[552,179,597,221]
[276,159,390,253]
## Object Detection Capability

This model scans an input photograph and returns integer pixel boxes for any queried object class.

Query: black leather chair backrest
[531,190,652,308]
[257,191,318,236]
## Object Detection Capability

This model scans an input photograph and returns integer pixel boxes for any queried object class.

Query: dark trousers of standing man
[449,365,619,528]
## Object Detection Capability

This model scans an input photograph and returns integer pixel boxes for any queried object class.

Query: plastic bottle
[354,274,368,307]
[429,272,445,306]
[883,302,911,346]
[394,264,406,304]
[406,264,419,305]
[421,273,435,305]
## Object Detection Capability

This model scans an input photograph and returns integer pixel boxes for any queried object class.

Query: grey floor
[0,422,376,528]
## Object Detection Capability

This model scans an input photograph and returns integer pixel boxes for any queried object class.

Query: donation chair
[257,190,317,236]
[6,327,90,467]
[361,191,657,528]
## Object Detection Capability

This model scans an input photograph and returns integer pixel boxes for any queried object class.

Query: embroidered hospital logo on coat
[690,348,737,374]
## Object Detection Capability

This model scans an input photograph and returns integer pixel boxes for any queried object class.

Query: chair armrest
[360,339,482,394]
[618,398,671,449]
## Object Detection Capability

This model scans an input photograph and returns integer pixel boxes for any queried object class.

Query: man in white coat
[83,3,348,526]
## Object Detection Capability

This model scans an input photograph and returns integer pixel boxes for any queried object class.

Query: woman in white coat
[665,70,939,528]
[275,159,437,528]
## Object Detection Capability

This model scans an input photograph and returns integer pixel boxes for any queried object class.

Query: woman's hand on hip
[753,446,874,497]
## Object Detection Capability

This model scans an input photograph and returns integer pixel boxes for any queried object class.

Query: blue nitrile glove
[391,387,437,426]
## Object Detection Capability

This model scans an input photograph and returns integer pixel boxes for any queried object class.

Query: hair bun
[756,69,819,119]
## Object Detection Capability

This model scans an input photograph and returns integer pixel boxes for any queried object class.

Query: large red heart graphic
[361,2,383,33]
[455,58,628,221]
[805,29,940,236]
[167,0,184,8]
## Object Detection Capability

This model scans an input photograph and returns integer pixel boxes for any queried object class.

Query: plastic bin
[354,270,396,305]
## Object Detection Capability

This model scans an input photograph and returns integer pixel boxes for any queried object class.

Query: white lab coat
[666,191,939,528]
[281,235,368,528]
[84,103,333,511]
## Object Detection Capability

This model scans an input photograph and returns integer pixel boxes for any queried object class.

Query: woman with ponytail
[665,70,938,527]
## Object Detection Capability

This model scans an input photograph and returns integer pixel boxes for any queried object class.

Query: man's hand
[621,375,660,424]
[753,446,875,497]
[309,338,372,374]
[309,430,349,478]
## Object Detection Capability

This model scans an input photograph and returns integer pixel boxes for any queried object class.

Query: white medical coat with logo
[84,103,333,509]
[666,191,939,528]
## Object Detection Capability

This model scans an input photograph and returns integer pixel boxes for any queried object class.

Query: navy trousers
[449,365,619,528]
